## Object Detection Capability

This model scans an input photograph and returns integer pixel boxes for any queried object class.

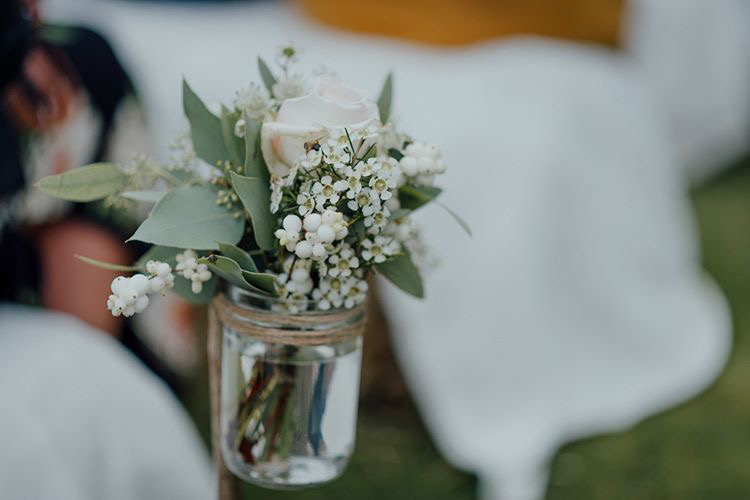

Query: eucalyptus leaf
[375,251,424,298]
[199,255,276,296]
[35,163,126,202]
[257,57,277,95]
[129,186,244,250]
[388,148,404,161]
[377,72,393,124]
[120,190,165,203]
[243,114,266,179]
[435,200,472,237]
[398,184,442,210]
[220,105,244,167]
[230,172,275,251]
[216,241,258,272]
[135,245,182,268]
[183,79,229,167]
[75,255,141,272]
[172,274,218,305]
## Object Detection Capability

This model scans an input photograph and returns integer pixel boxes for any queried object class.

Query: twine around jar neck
[208,293,367,346]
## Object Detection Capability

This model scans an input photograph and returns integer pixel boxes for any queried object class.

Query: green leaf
[135,245,182,268]
[183,79,229,167]
[35,163,126,202]
[243,114,267,179]
[173,274,218,304]
[241,269,277,295]
[435,200,472,237]
[230,172,275,251]
[199,255,276,296]
[129,186,244,250]
[388,148,404,161]
[257,57,277,95]
[220,105,244,168]
[216,241,258,272]
[120,190,165,203]
[375,251,424,298]
[75,254,141,272]
[398,184,442,210]
[377,72,393,123]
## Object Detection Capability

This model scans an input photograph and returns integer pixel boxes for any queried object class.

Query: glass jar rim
[225,284,366,316]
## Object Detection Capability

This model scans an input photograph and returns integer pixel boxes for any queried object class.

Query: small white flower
[270,175,284,213]
[300,148,322,171]
[361,236,400,264]
[341,277,368,309]
[347,188,379,215]
[368,174,397,201]
[234,83,270,122]
[311,175,341,208]
[355,157,381,178]
[340,167,363,199]
[364,206,391,234]
[296,192,316,216]
[326,246,360,278]
[272,74,307,101]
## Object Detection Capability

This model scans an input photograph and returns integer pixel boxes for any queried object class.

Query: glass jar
[218,286,365,489]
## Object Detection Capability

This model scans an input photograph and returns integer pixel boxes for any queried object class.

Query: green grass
[185,159,750,500]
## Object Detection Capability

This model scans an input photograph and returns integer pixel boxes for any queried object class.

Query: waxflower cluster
[266,125,443,311]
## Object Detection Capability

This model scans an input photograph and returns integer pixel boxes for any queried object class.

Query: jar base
[225,454,350,489]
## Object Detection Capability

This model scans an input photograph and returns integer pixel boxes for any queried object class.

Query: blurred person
[0,2,213,499]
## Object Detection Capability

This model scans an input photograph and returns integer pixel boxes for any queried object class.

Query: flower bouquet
[36,47,467,491]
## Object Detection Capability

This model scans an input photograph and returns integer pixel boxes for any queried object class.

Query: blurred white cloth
[41,1,749,499]
[0,305,213,500]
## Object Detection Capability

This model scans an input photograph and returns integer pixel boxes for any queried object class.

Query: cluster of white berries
[275,209,348,260]
[399,141,446,186]
[175,249,213,294]
[106,260,174,317]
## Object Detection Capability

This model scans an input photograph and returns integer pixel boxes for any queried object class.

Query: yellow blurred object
[298,0,625,47]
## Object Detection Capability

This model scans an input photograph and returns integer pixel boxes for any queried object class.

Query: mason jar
[217,286,365,489]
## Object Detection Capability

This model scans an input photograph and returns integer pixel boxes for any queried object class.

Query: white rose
[261,76,380,176]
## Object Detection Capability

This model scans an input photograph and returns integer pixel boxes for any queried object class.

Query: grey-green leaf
[220,105,244,168]
[35,163,126,202]
[120,190,165,203]
[398,184,442,210]
[435,200,472,237]
[230,172,275,251]
[216,241,258,272]
[76,255,141,272]
[377,72,393,123]
[243,114,266,179]
[129,186,244,250]
[375,251,424,298]
[172,274,218,304]
[183,79,229,167]
[257,57,277,95]
[199,255,276,296]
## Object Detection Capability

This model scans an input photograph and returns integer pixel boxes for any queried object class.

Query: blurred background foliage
[182,156,750,499]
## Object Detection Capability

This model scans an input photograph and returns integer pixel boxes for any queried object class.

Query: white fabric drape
[0,305,214,500]
[41,1,750,498]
